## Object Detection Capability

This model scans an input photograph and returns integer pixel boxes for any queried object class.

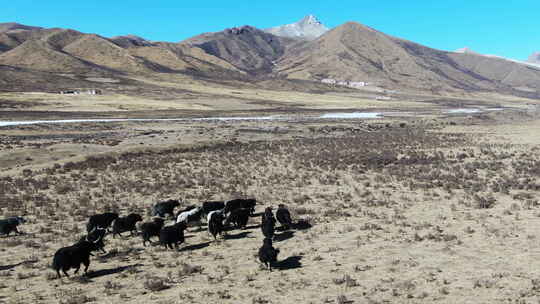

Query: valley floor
[1,99,540,303]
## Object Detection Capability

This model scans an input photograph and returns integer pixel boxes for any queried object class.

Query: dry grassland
[1,110,540,303]
[4,77,536,114]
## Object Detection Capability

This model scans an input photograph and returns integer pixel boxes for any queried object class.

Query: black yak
[112,213,143,238]
[176,207,203,230]
[151,199,180,218]
[207,210,225,240]
[86,212,118,233]
[261,216,275,240]
[52,230,104,278]
[77,227,107,254]
[262,207,276,225]
[258,238,280,271]
[225,208,250,229]
[224,198,256,215]
[276,204,293,230]
[159,222,187,250]
[141,217,165,246]
[201,201,225,217]
[0,216,26,236]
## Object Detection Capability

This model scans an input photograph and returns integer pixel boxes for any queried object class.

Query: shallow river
[0,108,504,127]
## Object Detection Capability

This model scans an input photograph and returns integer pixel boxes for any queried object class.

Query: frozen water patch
[0,108,507,128]
[445,108,504,114]
[0,112,384,127]
[447,109,481,114]
[193,116,279,121]
[318,112,382,119]
[0,116,283,127]
[0,118,181,127]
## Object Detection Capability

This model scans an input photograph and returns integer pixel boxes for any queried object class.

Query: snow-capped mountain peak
[264,15,329,40]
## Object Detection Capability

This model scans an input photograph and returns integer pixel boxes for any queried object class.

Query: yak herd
[1,198,307,279]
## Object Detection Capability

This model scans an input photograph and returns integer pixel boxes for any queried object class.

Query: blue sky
[2,0,538,60]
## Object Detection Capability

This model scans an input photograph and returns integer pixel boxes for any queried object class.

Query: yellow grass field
[1,93,540,303]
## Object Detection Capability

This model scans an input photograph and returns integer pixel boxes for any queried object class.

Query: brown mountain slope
[0,24,248,93]
[448,52,540,90]
[110,35,155,48]
[0,64,100,92]
[0,25,246,75]
[0,39,100,73]
[1,21,538,98]
[277,22,540,95]
[130,43,244,76]
[0,22,42,33]
[277,22,502,92]
[62,34,155,73]
[128,45,194,71]
[0,28,85,53]
[41,28,86,49]
[181,26,301,74]
[0,33,20,52]
[171,44,243,72]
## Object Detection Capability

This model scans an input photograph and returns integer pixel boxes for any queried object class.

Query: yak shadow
[293,220,313,230]
[98,247,143,260]
[224,231,251,240]
[275,256,303,270]
[251,212,264,217]
[179,241,211,252]
[224,224,260,233]
[274,231,295,242]
[85,263,143,279]
[0,262,23,271]
[276,225,294,232]
[0,258,38,271]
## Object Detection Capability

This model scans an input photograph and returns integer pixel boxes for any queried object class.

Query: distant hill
[529,52,540,64]
[265,15,329,41]
[0,39,100,73]
[110,35,155,48]
[276,22,540,95]
[181,25,299,74]
[0,22,42,33]
[0,19,538,99]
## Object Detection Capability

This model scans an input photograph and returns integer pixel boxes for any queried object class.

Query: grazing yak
[86,212,118,233]
[141,217,165,246]
[261,217,275,240]
[159,222,187,250]
[224,198,257,215]
[258,238,280,271]
[176,207,203,230]
[225,208,250,229]
[261,207,276,239]
[207,210,225,240]
[112,213,143,238]
[151,199,180,218]
[0,216,26,236]
[276,204,293,230]
[201,201,225,217]
[52,230,104,278]
[262,207,276,225]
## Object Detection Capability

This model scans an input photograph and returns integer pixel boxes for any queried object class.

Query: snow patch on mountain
[264,15,329,40]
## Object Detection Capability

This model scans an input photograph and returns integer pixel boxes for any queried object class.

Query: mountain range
[0,16,539,98]
[455,47,540,68]
[529,52,540,65]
